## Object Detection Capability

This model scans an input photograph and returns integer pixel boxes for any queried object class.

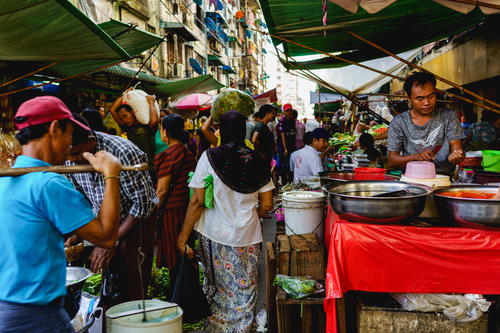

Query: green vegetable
[328,132,356,147]
[82,273,102,296]
[147,259,170,301]
[211,88,255,123]
[273,274,323,299]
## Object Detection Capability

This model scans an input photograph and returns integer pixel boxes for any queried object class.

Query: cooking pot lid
[283,191,325,203]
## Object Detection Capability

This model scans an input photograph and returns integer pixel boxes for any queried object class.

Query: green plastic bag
[273,274,323,299]
[188,172,214,209]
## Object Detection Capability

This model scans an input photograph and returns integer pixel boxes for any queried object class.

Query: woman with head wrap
[177,111,274,332]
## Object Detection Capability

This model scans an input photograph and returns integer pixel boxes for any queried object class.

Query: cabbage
[211,88,256,123]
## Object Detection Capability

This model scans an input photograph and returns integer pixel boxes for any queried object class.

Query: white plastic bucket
[106,300,182,333]
[401,174,451,218]
[282,191,326,240]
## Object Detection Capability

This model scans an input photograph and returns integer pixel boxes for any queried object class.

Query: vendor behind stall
[388,72,465,174]
[0,96,121,332]
[290,128,330,183]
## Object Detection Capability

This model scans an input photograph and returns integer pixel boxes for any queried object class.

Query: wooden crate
[357,301,488,333]
[276,287,326,333]
[266,242,278,333]
[277,233,325,281]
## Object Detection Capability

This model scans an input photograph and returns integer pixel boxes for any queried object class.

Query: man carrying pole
[0,96,121,332]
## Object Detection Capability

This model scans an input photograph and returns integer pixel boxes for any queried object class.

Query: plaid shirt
[66,132,159,221]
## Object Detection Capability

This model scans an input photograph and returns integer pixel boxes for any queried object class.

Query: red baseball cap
[283,103,293,111]
[14,96,90,131]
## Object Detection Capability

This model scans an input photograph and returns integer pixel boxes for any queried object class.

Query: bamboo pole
[0,163,149,177]
[0,59,125,98]
[347,30,500,110]
[0,62,59,89]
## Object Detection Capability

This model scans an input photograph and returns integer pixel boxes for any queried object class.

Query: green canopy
[103,65,170,85]
[0,0,129,61]
[151,75,225,98]
[49,19,164,77]
[260,0,491,68]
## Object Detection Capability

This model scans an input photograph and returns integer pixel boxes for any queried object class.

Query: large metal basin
[434,185,500,227]
[324,181,432,224]
[66,266,92,289]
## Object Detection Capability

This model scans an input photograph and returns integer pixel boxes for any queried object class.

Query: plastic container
[482,150,500,172]
[404,161,436,179]
[354,167,386,180]
[400,174,451,219]
[106,300,182,333]
[475,171,500,185]
[275,208,285,222]
[282,191,326,241]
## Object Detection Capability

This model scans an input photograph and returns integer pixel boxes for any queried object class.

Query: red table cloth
[323,207,500,333]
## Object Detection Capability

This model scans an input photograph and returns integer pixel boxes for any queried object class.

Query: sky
[263,42,316,117]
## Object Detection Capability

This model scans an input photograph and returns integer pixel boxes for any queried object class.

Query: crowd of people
[1,71,499,332]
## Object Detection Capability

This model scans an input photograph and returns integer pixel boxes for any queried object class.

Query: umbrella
[174,93,213,110]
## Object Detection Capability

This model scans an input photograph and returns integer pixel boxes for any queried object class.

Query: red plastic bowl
[354,167,386,180]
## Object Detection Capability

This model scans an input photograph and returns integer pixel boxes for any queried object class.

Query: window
[195,5,204,30]
[146,24,156,34]
[173,2,179,15]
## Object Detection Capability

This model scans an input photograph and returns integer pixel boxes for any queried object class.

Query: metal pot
[323,181,432,224]
[433,185,500,227]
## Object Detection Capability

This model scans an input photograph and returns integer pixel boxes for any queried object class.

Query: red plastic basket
[354,167,386,180]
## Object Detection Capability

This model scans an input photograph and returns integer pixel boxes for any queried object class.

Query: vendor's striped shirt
[66,131,159,222]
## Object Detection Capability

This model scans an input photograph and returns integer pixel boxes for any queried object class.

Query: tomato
[440,191,495,199]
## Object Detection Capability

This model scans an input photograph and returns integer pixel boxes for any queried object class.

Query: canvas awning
[48,19,164,78]
[0,0,129,61]
[160,21,198,42]
[222,65,237,74]
[311,48,421,94]
[208,55,225,66]
[259,0,497,68]
[151,75,225,98]
[103,65,170,85]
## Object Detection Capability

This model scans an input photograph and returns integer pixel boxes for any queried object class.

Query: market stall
[323,207,500,333]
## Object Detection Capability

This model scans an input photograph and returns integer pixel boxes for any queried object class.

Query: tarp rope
[251,27,500,114]
[347,30,500,110]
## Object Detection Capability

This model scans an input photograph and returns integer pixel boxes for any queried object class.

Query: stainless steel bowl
[434,185,500,227]
[323,181,432,224]
[66,266,92,288]
[318,171,399,187]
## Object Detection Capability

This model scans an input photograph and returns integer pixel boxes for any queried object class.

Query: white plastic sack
[391,293,491,323]
[122,89,160,125]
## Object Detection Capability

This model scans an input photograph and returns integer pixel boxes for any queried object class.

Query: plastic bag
[188,172,214,209]
[273,274,324,299]
[391,293,491,322]
[170,252,211,323]
[122,89,160,125]
[256,309,267,332]
[70,292,100,331]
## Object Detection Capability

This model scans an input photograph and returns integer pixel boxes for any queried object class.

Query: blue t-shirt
[0,156,95,305]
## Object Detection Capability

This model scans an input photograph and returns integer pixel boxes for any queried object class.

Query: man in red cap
[277,103,296,184]
[0,96,121,332]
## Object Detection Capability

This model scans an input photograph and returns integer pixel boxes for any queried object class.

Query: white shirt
[290,145,324,183]
[189,152,275,247]
[305,118,320,132]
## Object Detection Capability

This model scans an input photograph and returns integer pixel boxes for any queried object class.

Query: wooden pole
[0,163,149,177]
[0,62,60,89]
[347,30,500,110]
[0,59,125,98]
